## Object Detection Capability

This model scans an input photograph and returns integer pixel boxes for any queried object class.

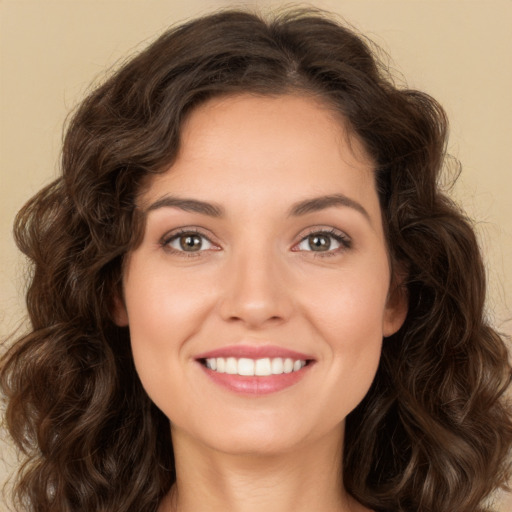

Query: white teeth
[204,357,307,376]
[255,358,271,376]
[225,357,237,374]
[216,357,225,373]
[205,358,217,371]
[271,357,284,374]
[238,358,255,376]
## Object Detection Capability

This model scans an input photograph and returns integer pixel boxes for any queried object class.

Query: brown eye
[179,234,203,251]
[165,231,215,253]
[294,230,351,254]
[307,233,331,251]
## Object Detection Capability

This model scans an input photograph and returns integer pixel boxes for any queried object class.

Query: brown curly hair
[1,8,511,512]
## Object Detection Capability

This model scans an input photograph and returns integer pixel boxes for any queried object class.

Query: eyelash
[293,227,352,257]
[160,228,219,258]
[160,227,352,258]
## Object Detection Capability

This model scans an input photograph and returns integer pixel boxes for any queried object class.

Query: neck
[160,426,367,512]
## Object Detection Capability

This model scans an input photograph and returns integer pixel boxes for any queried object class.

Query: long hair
[1,8,511,512]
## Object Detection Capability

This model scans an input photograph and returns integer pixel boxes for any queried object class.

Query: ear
[382,270,408,337]
[112,293,129,327]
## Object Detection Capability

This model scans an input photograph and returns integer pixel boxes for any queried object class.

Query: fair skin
[116,94,407,512]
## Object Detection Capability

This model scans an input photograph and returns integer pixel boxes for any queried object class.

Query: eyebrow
[144,193,370,221]
[145,196,224,217]
[289,194,370,220]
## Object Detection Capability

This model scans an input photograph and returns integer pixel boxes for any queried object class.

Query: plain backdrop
[1,1,511,510]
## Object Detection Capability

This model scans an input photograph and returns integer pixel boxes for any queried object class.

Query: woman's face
[116,94,407,455]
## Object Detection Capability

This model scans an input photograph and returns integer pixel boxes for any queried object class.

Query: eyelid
[158,225,351,257]
[292,226,352,253]
[160,227,221,255]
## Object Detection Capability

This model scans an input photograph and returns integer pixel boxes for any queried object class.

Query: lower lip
[198,363,313,395]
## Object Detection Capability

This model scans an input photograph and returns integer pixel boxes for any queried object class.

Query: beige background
[1,0,511,510]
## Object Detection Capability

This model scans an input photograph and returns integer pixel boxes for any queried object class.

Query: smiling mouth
[200,357,311,377]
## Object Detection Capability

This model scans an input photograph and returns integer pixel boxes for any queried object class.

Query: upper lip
[195,344,314,361]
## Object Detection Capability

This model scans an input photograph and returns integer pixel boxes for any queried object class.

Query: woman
[1,8,511,512]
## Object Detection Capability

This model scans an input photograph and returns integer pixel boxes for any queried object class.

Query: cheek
[301,266,389,407]
[317,283,386,369]
[123,265,214,395]
[303,260,391,339]
[125,262,213,340]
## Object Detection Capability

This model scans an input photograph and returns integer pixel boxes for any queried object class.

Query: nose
[218,247,293,329]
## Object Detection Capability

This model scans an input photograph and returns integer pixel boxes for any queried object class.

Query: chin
[171,405,346,459]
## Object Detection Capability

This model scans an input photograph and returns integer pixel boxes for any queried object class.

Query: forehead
[138,94,379,221]
[179,93,372,172]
